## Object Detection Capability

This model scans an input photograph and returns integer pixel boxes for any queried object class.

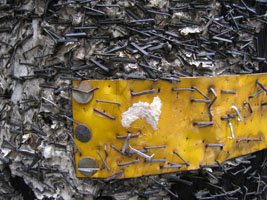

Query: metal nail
[208,88,217,121]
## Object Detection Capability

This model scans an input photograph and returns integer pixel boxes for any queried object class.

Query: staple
[110,144,123,154]
[191,99,211,103]
[193,121,214,127]
[89,58,109,73]
[160,164,182,169]
[109,57,137,63]
[212,36,232,43]
[117,159,139,166]
[96,99,121,105]
[206,144,223,149]
[31,124,47,137]
[66,132,82,156]
[128,149,148,154]
[116,131,141,139]
[139,63,162,72]
[72,86,99,94]
[126,27,151,37]
[192,86,210,99]
[93,108,115,120]
[251,56,266,61]
[208,88,217,121]
[122,133,131,154]
[130,18,155,23]
[85,11,104,16]
[131,89,155,97]
[231,106,242,121]
[104,40,128,54]
[62,115,82,125]
[240,0,256,14]
[173,150,190,166]
[221,90,236,94]
[130,42,150,56]
[42,97,57,107]
[243,102,253,117]
[58,38,78,43]
[64,32,87,37]
[144,145,166,149]
[248,89,263,98]
[237,138,262,143]
[228,121,235,140]
[256,80,267,92]
[83,6,106,15]
[125,8,140,20]
[172,88,195,92]
[150,177,179,198]
[104,169,124,182]
[147,9,172,16]
[128,145,155,160]
[73,26,97,30]
[144,159,166,163]
[104,144,108,161]
[147,43,167,51]
[163,175,193,186]
[95,4,120,7]
[97,149,110,171]
[143,189,162,195]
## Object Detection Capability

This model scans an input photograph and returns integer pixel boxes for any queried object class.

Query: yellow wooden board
[72,73,267,179]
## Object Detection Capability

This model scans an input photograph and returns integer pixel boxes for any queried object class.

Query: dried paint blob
[121,96,162,130]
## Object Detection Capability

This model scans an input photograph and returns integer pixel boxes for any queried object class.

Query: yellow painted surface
[72,74,267,178]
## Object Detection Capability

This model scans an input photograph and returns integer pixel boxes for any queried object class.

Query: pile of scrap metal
[0,0,267,199]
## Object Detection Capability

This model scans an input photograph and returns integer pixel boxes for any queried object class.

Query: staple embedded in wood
[104,169,124,182]
[128,145,155,160]
[93,108,116,120]
[96,99,121,105]
[144,159,166,163]
[172,88,195,92]
[173,150,190,166]
[97,150,110,171]
[116,131,141,139]
[237,138,262,143]
[131,89,155,96]
[144,145,167,149]
[221,90,236,94]
[117,159,139,166]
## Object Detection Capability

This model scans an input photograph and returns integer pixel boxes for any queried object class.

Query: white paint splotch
[121,96,162,130]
